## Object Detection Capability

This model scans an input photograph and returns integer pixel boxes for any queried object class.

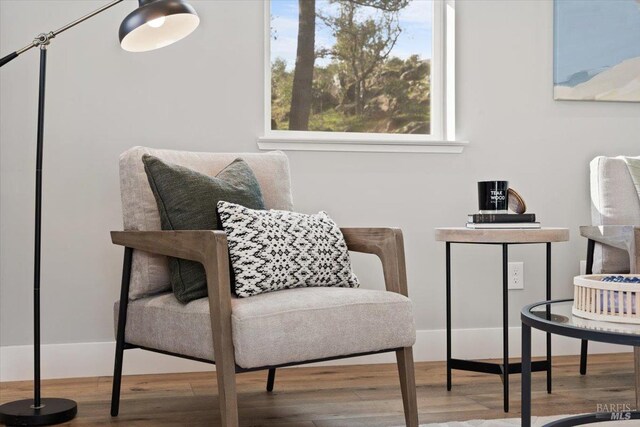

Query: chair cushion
[115,287,415,369]
[590,156,640,273]
[119,147,294,300]
[143,156,266,303]
[217,201,359,297]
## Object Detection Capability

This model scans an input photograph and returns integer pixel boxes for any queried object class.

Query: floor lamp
[0,1,199,425]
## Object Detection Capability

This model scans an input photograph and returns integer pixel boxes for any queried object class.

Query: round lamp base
[0,398,77,426]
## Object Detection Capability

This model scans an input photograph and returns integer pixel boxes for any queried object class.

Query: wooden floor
[0,353,635,426]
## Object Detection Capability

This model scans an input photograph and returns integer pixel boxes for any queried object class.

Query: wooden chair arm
[110,230,227,263]
[580,225,637,250]
[110,230,232,309]
[341,227,408,296]
[110,230,236,387]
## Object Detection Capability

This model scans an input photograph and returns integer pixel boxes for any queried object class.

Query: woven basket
[573,274,640,324]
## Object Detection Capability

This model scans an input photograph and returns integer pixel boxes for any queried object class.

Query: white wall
[1,0,638,372]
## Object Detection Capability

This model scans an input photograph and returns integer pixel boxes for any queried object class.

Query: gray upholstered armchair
[579,156,640,391]
[109,147,418,427]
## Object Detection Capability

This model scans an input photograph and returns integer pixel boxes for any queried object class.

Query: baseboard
[1,327,630,382]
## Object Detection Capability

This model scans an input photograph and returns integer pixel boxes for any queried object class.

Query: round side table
[436,227,569,412]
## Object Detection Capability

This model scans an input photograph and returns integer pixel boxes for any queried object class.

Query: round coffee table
[521,299,640,426]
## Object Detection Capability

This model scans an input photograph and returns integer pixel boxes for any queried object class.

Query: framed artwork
[553,0,640,102]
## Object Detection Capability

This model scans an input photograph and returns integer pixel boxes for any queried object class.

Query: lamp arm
[0,0,124,68]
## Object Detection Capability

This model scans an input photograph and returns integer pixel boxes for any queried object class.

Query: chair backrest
[590,156,640,273]
[119,146,294,300]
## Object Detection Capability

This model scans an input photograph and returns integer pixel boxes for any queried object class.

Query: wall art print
[554,0,640,102]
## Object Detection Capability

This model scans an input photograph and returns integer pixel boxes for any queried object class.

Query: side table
[435,227,570,412]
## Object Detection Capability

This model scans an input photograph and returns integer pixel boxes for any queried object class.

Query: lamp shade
[119,0,199,52]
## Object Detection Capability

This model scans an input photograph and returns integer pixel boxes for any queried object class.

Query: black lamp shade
[119,0,199,52]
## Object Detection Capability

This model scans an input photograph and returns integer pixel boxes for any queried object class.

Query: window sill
[256,137,468,153]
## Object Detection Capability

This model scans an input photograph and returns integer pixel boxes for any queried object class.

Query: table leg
[580,240,594,376]
[580,340,588,375]
[446,242,452,391]
[546,242,552,394]
[522,323,532,427]
[502,243,509,413]
[635,347,640,410]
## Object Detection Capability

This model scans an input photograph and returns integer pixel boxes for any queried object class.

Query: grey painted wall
[1,0,638,348]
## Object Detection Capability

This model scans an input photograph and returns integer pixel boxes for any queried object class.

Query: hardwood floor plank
[0,353,635,426]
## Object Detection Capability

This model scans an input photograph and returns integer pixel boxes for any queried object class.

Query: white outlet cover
[508,262,524,290]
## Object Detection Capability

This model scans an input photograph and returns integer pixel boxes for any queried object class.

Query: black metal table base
[451,358,549,376]
[446,241,554,413]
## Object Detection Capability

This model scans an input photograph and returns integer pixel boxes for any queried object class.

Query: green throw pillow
[142,154,266,303]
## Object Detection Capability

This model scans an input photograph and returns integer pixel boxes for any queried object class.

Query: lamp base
[0,398,77,426]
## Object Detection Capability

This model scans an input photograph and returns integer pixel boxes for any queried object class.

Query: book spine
[466,222,541,229]
[469,214,536,223]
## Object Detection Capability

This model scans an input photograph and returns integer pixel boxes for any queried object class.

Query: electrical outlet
[508,262,524,290]
[580,260,587,275]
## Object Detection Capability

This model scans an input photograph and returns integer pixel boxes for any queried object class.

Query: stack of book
[466,213,540,229]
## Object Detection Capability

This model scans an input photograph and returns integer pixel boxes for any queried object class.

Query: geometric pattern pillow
[217,201,359,297]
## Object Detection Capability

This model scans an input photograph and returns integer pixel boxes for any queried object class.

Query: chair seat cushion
[115,287,415,369]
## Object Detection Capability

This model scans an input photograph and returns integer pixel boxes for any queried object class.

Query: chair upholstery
[119,147,294,299]
[115,287,415,369]
[590,156,640,273]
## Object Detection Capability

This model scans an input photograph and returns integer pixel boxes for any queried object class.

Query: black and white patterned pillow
[217,201,359,297]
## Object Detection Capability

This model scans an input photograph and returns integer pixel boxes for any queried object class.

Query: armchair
[579,156,640,397]
[109,147,418,426]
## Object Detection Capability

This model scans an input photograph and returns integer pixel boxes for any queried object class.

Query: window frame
[259,0,465,153]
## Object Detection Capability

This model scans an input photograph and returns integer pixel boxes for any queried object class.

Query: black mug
[478,181,509,213]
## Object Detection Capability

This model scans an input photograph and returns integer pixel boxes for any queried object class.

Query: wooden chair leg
[396,347,419,427]
[266,368,276,392]
[208,307,239,426]
[204,238,239,427]
[214,357,238,427]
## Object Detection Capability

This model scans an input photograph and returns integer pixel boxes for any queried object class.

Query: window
[260,0,462,153]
